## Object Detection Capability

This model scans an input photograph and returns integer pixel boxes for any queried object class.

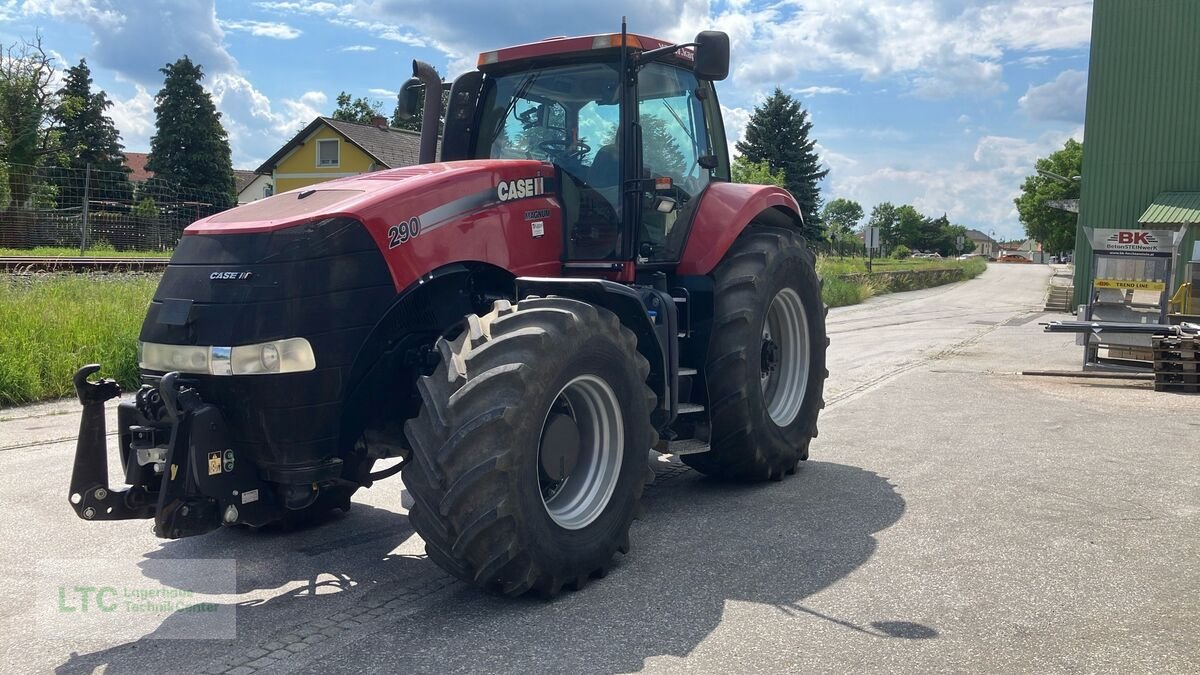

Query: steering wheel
[538,136,591,162]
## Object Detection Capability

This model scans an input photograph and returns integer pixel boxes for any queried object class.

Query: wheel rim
[760,287,810,427]
[538,374,624,530]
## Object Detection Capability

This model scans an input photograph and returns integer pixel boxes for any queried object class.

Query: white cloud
[219,19,302,40]
[831,128,1082,239]
[340,45,377,52]
[367,87,396,97]
[254,0,341,15]
[22,0,123,29]
[209,73,327,167]
[713,0,1090,100]
[108,83,156,151]
[795,85,850,97]
[328,18,434,48]
[721,104,751,155]
[1018,69,1087,123]
[24,0,237,83]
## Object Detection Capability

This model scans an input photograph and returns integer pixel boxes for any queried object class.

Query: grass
[0,245,171,258]
[816,255,984,277]
[821,276,877,308]
[819,256,987,308]
[0,274,157,406]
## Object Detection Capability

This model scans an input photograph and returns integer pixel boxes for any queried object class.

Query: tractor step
[665,439,710,455]
[679,367,697,376]
[677,402,704,414]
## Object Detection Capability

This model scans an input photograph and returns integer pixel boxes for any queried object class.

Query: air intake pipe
[399,60,443,164]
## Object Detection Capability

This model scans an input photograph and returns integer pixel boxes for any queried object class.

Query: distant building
[234,170,273,204]
[122,152,153,182]
[964,229,996,257]
[255,116,422,194]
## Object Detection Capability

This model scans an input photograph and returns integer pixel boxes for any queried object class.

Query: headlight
[138,338,316,376]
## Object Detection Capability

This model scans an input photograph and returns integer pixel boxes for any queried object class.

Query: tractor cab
[401,29,732,271]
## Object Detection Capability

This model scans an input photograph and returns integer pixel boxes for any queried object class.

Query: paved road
[1,264,1197,673]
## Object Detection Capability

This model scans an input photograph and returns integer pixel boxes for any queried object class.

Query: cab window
[637,63,713,261]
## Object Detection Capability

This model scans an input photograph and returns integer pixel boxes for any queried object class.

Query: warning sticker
[207,452,222,476]
[1094,279,1166,291]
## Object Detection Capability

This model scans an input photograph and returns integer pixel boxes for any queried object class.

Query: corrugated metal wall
[1073,0,1200,308]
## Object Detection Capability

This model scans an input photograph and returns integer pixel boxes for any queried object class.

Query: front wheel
[403,298,656,596]
[683,225,828,481]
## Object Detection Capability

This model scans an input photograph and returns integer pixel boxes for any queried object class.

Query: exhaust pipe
[398,60,443,164]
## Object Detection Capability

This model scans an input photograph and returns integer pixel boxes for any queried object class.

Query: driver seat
[589,143,619,189]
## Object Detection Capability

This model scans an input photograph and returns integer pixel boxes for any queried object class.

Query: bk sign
[1087,228,1177,254]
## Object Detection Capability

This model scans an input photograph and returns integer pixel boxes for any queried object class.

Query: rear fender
[676,183,803,276]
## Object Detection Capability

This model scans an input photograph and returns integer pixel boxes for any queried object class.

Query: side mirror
[693,31,729,81]
[396,77,422,121]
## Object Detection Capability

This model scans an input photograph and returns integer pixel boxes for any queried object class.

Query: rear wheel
[403,298,655,596]
[683,225,827,481]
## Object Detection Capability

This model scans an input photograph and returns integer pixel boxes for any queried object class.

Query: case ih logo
[209,271,253,281]
[1106,231,1159,246]
[497,177,545,202]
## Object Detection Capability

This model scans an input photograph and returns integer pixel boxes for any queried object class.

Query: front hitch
[69,364,155,520]
[69,365,277,538]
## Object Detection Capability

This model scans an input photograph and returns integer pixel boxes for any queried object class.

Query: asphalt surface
[1,264,1197,673]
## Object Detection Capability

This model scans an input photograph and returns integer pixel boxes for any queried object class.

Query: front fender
[676,183,803,276]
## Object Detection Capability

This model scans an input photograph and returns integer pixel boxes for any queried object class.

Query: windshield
[476,60,621,178]
[476,60,625,259]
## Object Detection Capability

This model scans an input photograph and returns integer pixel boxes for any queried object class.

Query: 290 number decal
[388,217,421,248]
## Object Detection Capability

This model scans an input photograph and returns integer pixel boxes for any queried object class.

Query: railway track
[0,256,170,273]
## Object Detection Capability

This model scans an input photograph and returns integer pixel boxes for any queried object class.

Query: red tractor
[70,26,828,597]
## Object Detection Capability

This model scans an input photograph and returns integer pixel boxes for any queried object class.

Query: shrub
[891,244,911,259]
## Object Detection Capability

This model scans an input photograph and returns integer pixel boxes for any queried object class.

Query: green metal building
[1073,0,1200,309]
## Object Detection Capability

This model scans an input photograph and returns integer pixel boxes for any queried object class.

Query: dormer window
[317,139,339,167]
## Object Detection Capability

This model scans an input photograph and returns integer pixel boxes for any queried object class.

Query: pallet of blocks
[1153,334,1200,394]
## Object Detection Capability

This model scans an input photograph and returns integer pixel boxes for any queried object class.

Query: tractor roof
[477,33,694,71]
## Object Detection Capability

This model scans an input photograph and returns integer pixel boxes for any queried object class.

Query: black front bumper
[69,365,285,538]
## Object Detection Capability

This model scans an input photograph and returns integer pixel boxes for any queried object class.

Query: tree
[48,59,131,205]
[391,88,448,134]
[895,204,925,250]
[731,156,786,187]
[736,88,828,240]
[0,35,57,207]
[822,198,863,254]
[147,56,234,209]
[639,115,686,179]
[332,91,383,124]
[1015,138,1082,255]
[866,202,899,253]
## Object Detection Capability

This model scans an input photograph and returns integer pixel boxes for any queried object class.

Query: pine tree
[736,88,828,240]
[147,56,234,210]
[50,59,131,205]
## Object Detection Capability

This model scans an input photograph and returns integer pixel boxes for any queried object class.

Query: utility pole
[79,163,92,255]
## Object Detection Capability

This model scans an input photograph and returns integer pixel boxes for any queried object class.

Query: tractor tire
[683,225,828,481]
[403,297,656,597]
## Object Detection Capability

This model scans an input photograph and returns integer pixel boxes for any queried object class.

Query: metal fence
[0,162,234,253]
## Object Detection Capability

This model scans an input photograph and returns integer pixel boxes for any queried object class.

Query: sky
[1,0,1092,240]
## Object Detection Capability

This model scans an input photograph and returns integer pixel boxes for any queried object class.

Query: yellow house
[256,116,423,193]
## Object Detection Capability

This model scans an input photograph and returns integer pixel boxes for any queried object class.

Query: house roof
[123,152,153,182]
[255,117,423,174]
[964,229,994,242]
[233,170,260,195]
[1138,191,1200,225]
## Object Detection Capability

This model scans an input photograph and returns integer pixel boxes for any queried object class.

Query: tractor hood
[188,160,554,237]
[185,159,563,292]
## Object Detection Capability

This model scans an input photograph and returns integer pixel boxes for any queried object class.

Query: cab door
[636,62,730,263]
